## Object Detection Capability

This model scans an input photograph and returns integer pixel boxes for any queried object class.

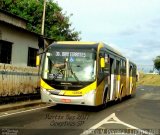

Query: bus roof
[51,41,125,58]
[103,43,124,58]
[56,41,98,45]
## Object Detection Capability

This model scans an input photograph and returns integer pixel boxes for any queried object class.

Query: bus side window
[116,60,120,75]
[120,59,126,75]
[110,58,114,74]
[103,53,109,74]
[97,51,105,83]
[120,59,124,75]
[130,64,133,75]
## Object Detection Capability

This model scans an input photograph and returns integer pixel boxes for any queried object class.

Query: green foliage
[153,56,160,74]
[0,0,81,41]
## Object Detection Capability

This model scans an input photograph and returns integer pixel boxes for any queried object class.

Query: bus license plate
[61,99,71,103]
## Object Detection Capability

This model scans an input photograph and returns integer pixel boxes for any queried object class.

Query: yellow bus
[37,41,137,107]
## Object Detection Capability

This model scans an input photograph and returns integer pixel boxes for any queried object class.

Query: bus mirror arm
[36,51,46,66]
[37,51,46,55]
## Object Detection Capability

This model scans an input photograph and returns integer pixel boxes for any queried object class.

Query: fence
[0,64,40,97]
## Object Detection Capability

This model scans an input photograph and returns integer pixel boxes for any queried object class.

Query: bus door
[109,57,116,100]
[116,60,120,99]
[103,53,110,101]
[120,59,126,98]
[103,53,110,85]
[96,50,109,105]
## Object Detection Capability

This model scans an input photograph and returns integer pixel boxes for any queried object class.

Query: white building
[0,9,42,97]
[0,9,39,67]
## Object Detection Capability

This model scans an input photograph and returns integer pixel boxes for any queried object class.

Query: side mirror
[100,58,105,68]
[36,55,40,66]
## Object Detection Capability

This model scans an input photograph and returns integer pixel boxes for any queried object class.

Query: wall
[0,64,39,96]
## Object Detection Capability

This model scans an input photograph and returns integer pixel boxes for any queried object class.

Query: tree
[0,0,81,41]
[153,56,160,74]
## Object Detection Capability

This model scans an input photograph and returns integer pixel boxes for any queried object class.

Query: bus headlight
[84,90,96,106]
[41,88,50,95]
[86,90,96,96]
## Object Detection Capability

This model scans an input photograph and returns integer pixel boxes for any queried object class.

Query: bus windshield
[42,47,96,82]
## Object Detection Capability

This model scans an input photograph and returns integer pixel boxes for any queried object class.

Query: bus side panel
[120,75,126,98]
[131,77,136,95]
[130,67,137,95]
[110,73,117,100]
[116,75,121,99]
[126,59,130,96]
[120,59,127,98]
[95,80,105,106]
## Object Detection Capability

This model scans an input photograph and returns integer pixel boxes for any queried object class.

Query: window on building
[27,47,38,67]
[0,40,12,64]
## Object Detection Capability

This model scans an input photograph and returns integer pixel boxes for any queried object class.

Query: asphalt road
[0,86,160,135]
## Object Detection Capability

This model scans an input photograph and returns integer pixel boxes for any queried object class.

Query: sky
[56,0,160,72]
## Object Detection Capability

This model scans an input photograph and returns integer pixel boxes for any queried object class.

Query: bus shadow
[47,104,97,112]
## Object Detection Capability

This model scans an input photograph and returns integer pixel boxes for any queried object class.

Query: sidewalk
[0,99,43,112]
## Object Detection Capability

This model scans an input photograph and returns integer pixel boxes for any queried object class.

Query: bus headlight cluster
[41,88,50,95]
[84,90,96,106]
[86,89,96,96]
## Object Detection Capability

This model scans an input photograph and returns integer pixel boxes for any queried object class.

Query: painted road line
[0,105,53,118]
[80,113,115,135]
[80,113,153,135]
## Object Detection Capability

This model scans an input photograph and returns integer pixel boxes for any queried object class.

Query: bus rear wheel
[102,89,109,109]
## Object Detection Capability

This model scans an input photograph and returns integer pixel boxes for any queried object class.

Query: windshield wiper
[67,58,82,84]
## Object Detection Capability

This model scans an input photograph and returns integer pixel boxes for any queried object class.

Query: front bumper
[41,88,96,106]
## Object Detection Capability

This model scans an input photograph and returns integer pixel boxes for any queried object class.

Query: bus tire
[130,92,136,98]
[102,88,108,109]
[119,87,123,102]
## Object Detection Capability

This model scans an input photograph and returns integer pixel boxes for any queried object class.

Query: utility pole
[38,0,46,70]
[41,0,46,35]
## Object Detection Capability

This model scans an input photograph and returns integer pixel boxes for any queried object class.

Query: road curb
[0,100,44,112]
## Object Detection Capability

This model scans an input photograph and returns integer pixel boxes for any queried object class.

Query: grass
[137,73,160,86]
